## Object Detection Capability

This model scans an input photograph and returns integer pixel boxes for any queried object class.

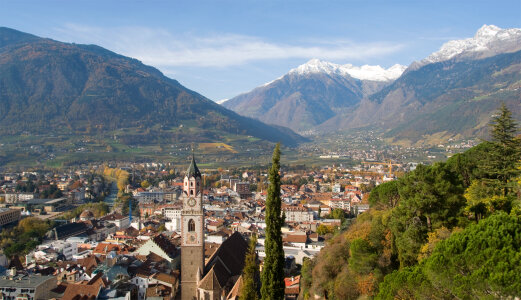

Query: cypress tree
[240,235,260,300]
[261,143,285,299]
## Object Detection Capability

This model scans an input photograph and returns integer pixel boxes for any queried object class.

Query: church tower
[181,154,205,300]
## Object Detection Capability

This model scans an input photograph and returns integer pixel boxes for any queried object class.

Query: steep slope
[320,25,521,145]
[0,27,304,146]
[222,59,405,132]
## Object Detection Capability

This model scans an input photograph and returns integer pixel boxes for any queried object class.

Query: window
[188,219,195,232]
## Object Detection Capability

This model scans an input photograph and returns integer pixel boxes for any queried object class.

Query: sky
[1,0,520,101]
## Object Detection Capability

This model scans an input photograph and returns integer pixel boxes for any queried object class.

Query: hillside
[0,27,304,147]
[323,50,521,145]
[301,109,521,298]
[222,59,404,133]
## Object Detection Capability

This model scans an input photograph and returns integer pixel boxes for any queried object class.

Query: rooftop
[0,274,55,288]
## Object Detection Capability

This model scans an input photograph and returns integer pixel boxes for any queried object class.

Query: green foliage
[329,208,346,223]
[479,104,521,196]
[39,184,63,199]
[240,235,260,300]
[369,180,400,209]
[376,266,437,300]
[316,224,334,235]
[300,258,315,299]
[60,202,109,220]
[261,143,286,300]
[391,163,465,267]
[378,212,521,299]
[1,217,52,257]
[348,239,378,275]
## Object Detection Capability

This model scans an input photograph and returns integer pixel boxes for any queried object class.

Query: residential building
[0,208,21,228]
[0,273,57,300]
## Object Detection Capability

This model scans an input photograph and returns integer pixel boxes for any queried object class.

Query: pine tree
[240,235,260,300]
[261,143,285,299]
[483,103,521,196]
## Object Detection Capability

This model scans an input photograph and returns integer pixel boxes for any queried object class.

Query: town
[0,154,410,299]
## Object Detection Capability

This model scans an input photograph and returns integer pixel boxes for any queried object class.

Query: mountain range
[0,27,305,147]
[223,25,521,145]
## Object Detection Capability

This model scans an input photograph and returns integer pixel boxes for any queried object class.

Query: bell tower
[181,154,204,300]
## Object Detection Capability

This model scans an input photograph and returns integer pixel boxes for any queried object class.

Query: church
[181,155,248,300]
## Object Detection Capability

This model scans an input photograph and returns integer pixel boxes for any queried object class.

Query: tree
[481,103,521,196]
[141,180,151,189]
[368,180,400,209]
[261,143,285,299]
[425,212,521,297]
[390,163,465,267]
[240,235,260,300]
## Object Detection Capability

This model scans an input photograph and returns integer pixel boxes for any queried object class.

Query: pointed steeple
[186,152,201,178]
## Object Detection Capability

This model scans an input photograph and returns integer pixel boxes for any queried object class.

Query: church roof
[186,155,201,178]
[198,260,229,291]
[205,232,248,276]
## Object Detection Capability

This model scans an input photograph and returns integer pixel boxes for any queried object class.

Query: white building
[135,191,164,203]
[36,240,78,261]
[329,198,351,211]
[284,206,314,222]
[4,193,34,203]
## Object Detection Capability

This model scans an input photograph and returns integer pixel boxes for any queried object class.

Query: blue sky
[1,0,520,100]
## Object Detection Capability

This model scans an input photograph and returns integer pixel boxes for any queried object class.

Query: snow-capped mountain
[289,58,406,82]
[222,59,403,132]
[421,25,521,65]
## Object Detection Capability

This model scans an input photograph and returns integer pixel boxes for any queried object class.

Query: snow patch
[423,24,521,64]
[289,58,406,82]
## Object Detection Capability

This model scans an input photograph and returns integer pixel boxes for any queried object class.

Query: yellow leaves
[104,166,129,192]
[141,180,150,189]
[18,217,50,236]
[418,227,455,261]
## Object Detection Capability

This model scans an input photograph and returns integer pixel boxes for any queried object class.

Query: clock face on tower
[188,198,196,207]
[186,232,198,244]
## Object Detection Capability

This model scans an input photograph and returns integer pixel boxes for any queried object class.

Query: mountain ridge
[0,27,305,146]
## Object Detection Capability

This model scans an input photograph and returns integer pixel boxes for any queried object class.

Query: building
[135,234,179,264]
[329,198,351,211]
[101,213,131,229]
[4,192,34,203]
[233,182,251,199]
[197,232,249,299]
[0,273,57,300]
[283,205,314,223]
[135,191,164,203]
[36,240,78,261]
[0,208,21,228]
[181,155,205,300]
[46,222,89,240]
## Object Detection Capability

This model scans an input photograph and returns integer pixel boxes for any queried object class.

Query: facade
[101,213,131,229]
[329,198,351,211]
[135,191,164,203]
[0,273,57,300]
[181,156,205,300]
[36,240,78,261]
[0,208,21,228]
[284,206,314,222]
[4,193,34,203]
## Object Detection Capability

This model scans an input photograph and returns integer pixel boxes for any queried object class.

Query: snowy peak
[342,63,407,81]
[423,24,521,64]
[289,58,406,82]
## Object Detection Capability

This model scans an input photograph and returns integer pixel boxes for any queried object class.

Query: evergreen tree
[261,143,285,299]
[240,235,260,300]
[482,103,521,196]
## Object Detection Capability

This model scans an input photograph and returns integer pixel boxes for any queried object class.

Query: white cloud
[51,23,405,68]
